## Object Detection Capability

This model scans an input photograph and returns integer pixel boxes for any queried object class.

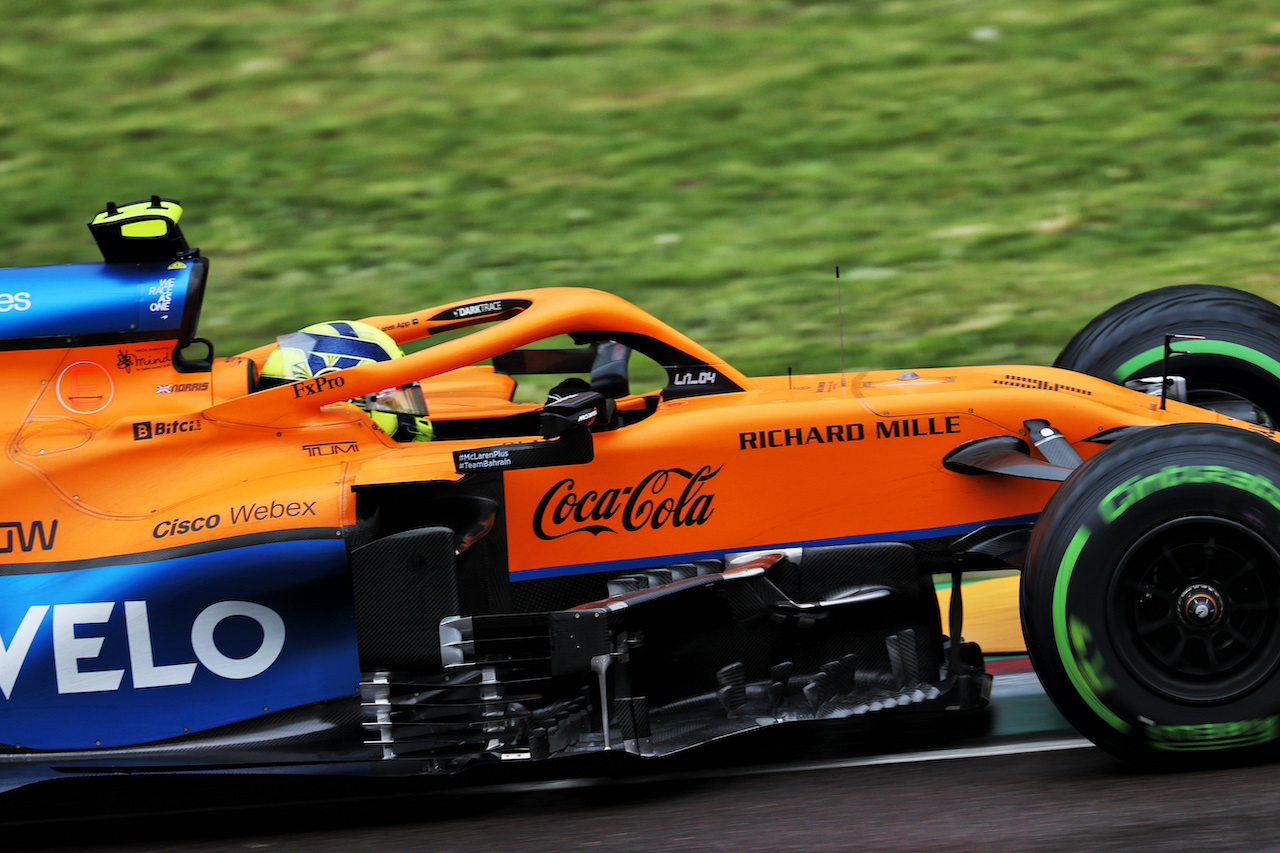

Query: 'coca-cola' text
[532,466,720,540]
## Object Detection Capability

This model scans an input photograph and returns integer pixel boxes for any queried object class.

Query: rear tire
[1056,284,1280,425]
[1023,423,1280,765]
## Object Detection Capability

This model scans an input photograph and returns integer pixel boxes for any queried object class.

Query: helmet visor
[362,382,428,417]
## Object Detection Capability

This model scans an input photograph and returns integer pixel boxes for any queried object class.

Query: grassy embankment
[2,0,1279,377]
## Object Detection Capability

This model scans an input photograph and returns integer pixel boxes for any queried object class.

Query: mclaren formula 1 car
[4,198,1280,793]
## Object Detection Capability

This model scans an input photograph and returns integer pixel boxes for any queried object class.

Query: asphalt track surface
[8,666,1280,852]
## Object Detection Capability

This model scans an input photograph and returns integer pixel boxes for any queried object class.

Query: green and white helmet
[260,320,432,442]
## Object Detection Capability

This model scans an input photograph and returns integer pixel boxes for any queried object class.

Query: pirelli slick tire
[1056,284,1280,426]
[1023,423,1280,766]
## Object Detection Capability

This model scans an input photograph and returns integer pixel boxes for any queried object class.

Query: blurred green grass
[2,0,1279,374]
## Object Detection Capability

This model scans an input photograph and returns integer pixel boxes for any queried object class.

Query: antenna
[1160,333,1204,409]
[836,267,847,386]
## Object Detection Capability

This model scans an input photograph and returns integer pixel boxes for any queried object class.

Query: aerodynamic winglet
[942,434,1075,482]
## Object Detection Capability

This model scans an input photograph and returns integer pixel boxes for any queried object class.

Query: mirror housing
[539,390,614,438]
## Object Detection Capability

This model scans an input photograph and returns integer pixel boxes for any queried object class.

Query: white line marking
[739,737,1096,775]
[664,737,1097,783]
[452,737,1098,796]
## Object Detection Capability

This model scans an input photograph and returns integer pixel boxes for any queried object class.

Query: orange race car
[3,198,1280,793]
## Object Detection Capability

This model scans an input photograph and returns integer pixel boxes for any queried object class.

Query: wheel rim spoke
[1222,557,1258,587]
[1135,615,1174,637]
[1201,537,1220,577]
[1165,634,1188,668]
[1203,636,1219,670]
[1223,623,1251,647]
[1124,579,1173,601]
[1160,544,1189,580]
[1230,601,1270,612]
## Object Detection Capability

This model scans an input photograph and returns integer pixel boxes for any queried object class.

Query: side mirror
[540,390,615,438]
[173,337,214,374]
[589,340,632,398]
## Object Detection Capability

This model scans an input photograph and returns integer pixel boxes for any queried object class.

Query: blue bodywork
[0,261,203,347]
[0,539,359,749]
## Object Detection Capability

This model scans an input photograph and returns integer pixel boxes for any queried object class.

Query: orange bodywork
[2,285,1240,577]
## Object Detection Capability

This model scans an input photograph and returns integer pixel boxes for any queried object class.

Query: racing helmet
[260,320,432,442]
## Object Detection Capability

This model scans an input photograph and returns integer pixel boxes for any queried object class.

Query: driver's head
[260,320,403,386]
[260,320,432,442]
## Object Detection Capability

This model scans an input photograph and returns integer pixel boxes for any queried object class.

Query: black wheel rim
[1108,516,1280,703]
